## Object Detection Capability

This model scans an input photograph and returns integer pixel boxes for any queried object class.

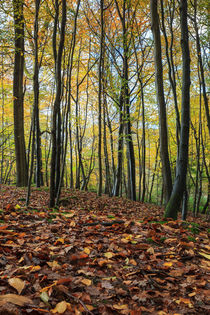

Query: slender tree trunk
[112,90,124,197]
[33,0,43,187]
[50,0,66,207]
[13,0,28,186]
[26,106,36,206]
[105,103,116,188]
[122,0,136,201]
[140,79,146,202]
[149,141,160,202]
[97,0,104,196]
[165,0,190,219]
[193,0,210,135]
[103,95,111,195]
[67,0,80,189]
[160,0,180,148]
[150,0,172,203]
[75,44,82,189]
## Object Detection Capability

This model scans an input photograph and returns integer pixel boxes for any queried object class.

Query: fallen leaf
[101,280,114,290]
[40,291,49,304]
[163,262,173,267]
[81,279,92,286]
[8,277,25,294]
[113,304,129,310]
[51,301,68,313]
[86,305,94,311]
[175,298,193,307]
[0,294,32,306]
[199,251,210,260]
[104,252,114,258]
[62,211,75,218]
[0,224,8,230]
[47,260,61,270]
[147,247,155,255]
[83,247,91,255]
[54,238,65,245]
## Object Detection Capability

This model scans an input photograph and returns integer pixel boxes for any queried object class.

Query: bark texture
[165,0,190,219]
[13,0,28,186]
[150,0,172,203]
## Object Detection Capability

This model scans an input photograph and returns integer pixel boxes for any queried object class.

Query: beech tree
[165,0,191,219]
[13,0,28,186]
[150,0,172,203]
[50,0,66,207]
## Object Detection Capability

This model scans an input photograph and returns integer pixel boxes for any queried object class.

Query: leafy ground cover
[0,185,209,314]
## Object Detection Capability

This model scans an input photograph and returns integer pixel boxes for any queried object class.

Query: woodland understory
[0,185,209,314]
[0,0,209,313]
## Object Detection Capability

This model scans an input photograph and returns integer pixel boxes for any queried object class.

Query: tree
[50,0,66,207]
[192,0,209,135]
[165,0,191,219]
[97,0,104,196]
[33,0,43,187]
[114,0,136,201]
[13,0,28,186]
[150,0,172,203]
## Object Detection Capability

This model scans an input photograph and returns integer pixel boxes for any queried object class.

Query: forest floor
[0,185,209,315]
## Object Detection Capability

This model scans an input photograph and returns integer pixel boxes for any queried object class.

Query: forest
[0,0,209,314]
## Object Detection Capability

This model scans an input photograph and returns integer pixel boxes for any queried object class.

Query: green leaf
[40,291,49,304]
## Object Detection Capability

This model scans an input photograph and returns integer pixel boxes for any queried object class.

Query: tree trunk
[150,0,172,203]
[13,0,28,187]
[50,0,66,207]
[193,0,210,135]
[165,0,190,219]
[112,89,124,197]
[33,0,43,187]
[122,0,136,201]
[97,0,104,196]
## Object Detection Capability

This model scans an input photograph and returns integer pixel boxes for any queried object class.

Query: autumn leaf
[62,211,75,218]
[104,252,114,258]
[175,298,193,308]
[51,301,68,313]
[83,247,91,255]
[113,304,129,310]
[147,247,155,255]
[5,204,14,211]
[57,277,72,285]
[199,251,210,260]
[163,262,173,267]
[8,277,25,294]
[0,294,32,306]
[69,253,89,262]
[0,224,8,230]
[54,238,65,245]
[81,279,92,286]
[47,260,61,270]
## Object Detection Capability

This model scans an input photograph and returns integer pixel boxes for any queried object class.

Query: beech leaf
[8,277,25,294]
[0,294,32,306]
[51,301,68,313]
[81,279,92,286]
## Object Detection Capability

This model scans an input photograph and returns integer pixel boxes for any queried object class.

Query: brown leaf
[0,294,32,306]
[81,279,92,286]
[8,278,25,294]
[51,301,68,313]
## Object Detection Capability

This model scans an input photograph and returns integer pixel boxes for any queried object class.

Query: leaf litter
[0,185,209,314]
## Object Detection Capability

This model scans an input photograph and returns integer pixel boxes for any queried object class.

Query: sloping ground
[0,185,209,315]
